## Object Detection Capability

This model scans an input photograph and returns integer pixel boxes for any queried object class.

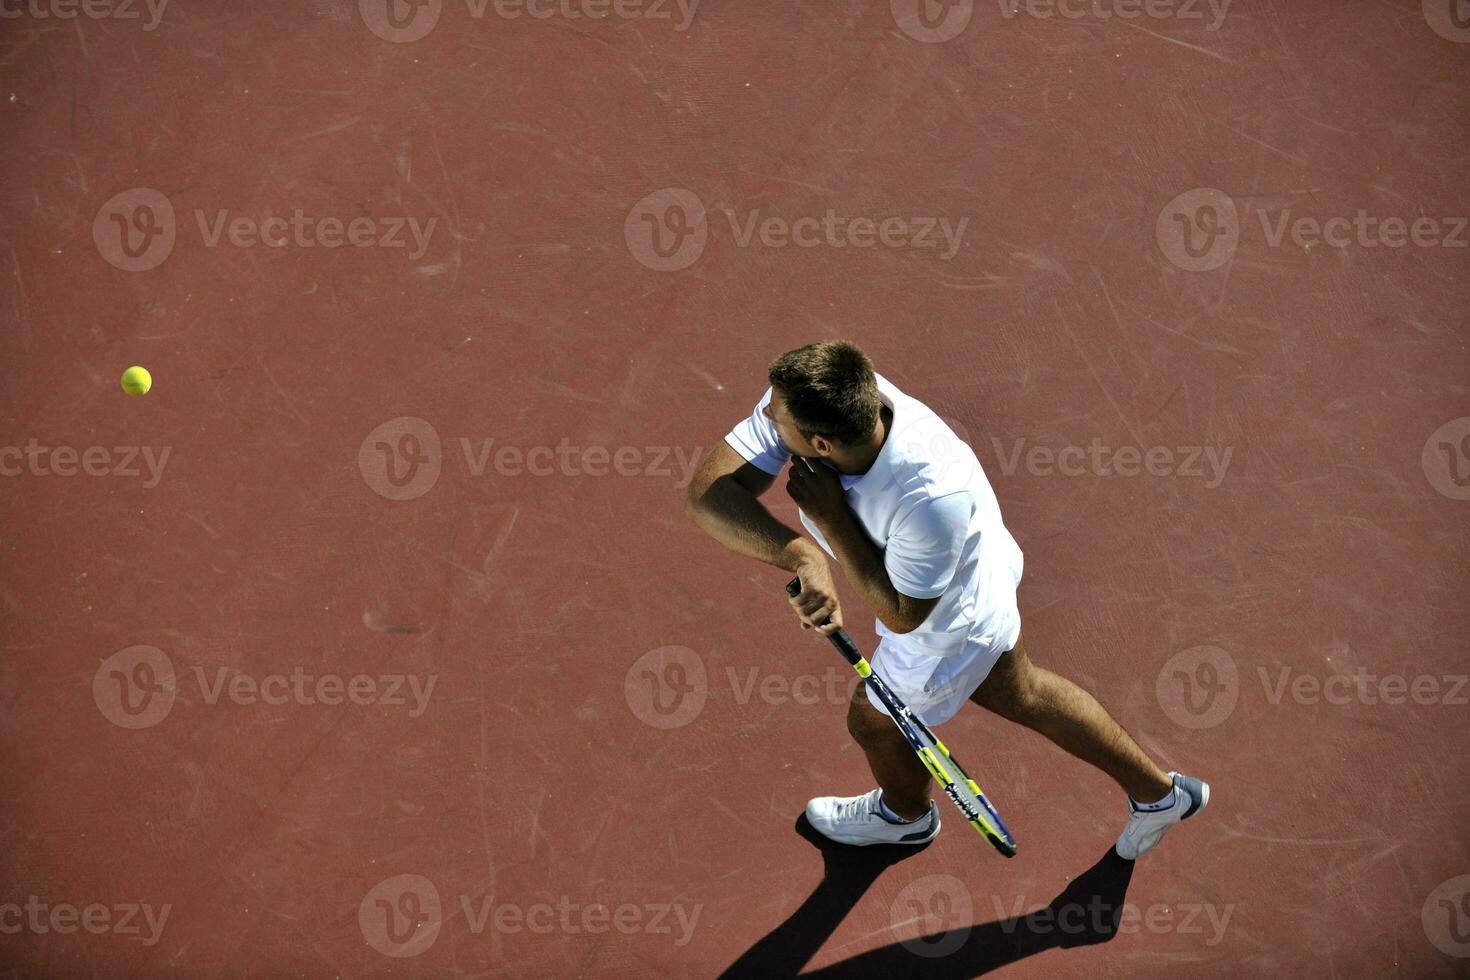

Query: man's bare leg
[845,685,933,820]
[970,637,1172,802]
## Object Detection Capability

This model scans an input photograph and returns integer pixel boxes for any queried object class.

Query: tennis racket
[786,577,1017,858]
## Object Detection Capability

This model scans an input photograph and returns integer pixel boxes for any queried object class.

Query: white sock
[1131,784,1177,812]
[878,795,926,825]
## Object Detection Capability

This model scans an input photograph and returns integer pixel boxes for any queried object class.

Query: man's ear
[810,434,836,457]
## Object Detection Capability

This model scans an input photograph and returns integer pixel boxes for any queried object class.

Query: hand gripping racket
[786,577,1017,858]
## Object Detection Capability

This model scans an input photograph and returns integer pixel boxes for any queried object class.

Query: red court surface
[2,1,1468,977]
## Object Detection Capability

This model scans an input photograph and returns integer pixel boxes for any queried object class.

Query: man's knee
[846,688,898,748]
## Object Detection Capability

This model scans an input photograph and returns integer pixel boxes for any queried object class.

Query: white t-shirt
[725,375,1024,653]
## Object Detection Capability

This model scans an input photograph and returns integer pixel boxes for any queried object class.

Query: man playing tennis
[686,341,1209,858]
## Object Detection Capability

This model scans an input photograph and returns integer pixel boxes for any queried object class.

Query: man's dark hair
[768,341,881,446]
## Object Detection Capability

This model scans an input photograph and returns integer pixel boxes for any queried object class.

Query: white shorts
[865,616,1021,727]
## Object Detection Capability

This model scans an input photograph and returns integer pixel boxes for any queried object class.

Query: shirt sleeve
[723,387,791,475]
[884,492,973,599]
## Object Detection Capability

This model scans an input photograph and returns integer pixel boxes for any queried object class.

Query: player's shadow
[718,816,1134,979]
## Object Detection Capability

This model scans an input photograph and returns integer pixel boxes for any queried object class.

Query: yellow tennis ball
[121,365,152,396]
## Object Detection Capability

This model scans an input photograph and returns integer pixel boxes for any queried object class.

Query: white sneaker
[805,789,940,846]
[1114,771,1210,860]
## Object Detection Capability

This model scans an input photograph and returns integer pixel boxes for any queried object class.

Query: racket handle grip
[785,577,865,667]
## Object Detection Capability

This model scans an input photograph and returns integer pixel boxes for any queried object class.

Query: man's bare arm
[685,443,846,630]
[684,442,824,571]
[814,509,938,634]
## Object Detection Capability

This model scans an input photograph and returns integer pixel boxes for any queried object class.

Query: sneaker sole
[806,807,941,846]
[820,825,939,846]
